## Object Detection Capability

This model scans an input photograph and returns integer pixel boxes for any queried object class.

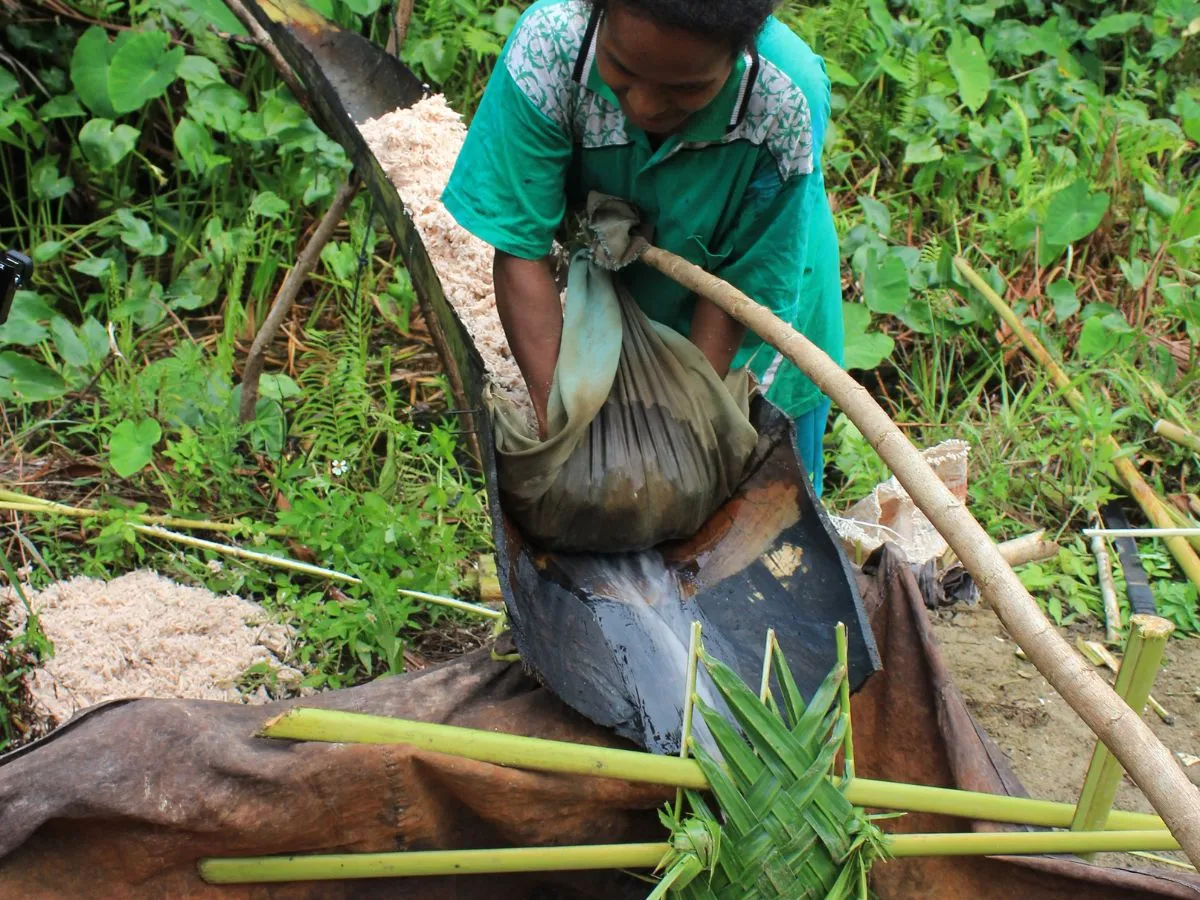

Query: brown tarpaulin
[2,547,1197,899]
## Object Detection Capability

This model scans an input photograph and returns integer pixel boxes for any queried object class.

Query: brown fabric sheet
[1,546,1197,898]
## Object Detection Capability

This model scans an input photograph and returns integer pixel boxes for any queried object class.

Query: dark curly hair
[592,0,780,52]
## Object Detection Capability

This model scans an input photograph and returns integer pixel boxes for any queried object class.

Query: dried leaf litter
[4,572,301,726]
[359,96,541,421]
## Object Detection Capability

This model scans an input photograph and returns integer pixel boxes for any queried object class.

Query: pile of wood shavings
[4,571,303,725]
[358,95,536,421]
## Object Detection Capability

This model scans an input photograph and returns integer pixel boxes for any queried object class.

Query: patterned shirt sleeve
[441,7,578,260]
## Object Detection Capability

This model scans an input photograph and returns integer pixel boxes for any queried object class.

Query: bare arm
[689,296,747,378]
[493,250,563,437]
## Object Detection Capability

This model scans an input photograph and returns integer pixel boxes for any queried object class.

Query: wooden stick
[634,243,1200,864]
[953,258,1200,595]
[222,0,310,108]
[239,179,359,423]
[384,0,415,56]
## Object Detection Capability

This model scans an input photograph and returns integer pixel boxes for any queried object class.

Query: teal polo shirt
[442,0,843,419]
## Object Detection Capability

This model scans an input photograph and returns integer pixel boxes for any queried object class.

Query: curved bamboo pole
[635,244,1200,865]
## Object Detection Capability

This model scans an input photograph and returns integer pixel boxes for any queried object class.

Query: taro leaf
[1086,13,1143,41]
[108,418,163,478]
[842,303,895,371]
[167,258,219,311]
[303,172,333,205]
[187,82,248,132]
[858,196,891,235]
[946,30,992,113]
[0,352,67,403]
[250,190,289,220]
[107,31,183,115]
[1076,308,1134,360]
[71,26,117,118]
[177,55,223,87]
[31,157,73,200]
[259,373,301,402]
[116,208,168,256]
[174,116,213,173]
[79,118,140,170]
[861,248,910,316]
[1041,180,1109,249]
[50,317,91,369]
[184,0,245,36]
[1046,279,1080,320]
[39,93,86,120]
[903,136,944,164]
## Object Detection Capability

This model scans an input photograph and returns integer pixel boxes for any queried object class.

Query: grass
[0,0,1198,752]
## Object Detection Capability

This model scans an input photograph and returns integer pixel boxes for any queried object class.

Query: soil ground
[932,601,1200,872]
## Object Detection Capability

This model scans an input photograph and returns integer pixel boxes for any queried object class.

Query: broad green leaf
[1076,315,1132,359]
[177,55,223,87]
[188,82,248,132]
[0,352,67,402]
[259,373,302,401]
[1178,92,1200,144]
[1041,180,1109,248]
[174,117,216,174]
[842,303,895,371]
[116,208,168,256]
[303,172,333,204]
[0,67,17,102]
[31,157,73,201]
[1086,13,1143,40]
[861,249,910,315]
[902,137,944,164]
[50,317,91,368]
[167,258,219,310]
[340,0,383,14]
[79,118,140,170]
[108,418,163,478]
[108,31,184,114]
[492,6,521,36]
[1046,279,1080,320]
[80,317,110,363]
[72,256,114,278]
[70,26,117,118]
[823,58,858,87]
[0,292,54,346]
[31,240,66,263]
[1143,182,1180,220]
[858,196,891,235]
[946,30,992,113]
[250,190,289,220]
[184,0,245,35]
[38,93,86,120]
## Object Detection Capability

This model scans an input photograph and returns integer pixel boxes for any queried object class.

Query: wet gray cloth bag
[489,248,759,553]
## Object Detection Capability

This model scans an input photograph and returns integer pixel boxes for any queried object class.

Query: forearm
[689,296,747,378]
[493,250,563,434]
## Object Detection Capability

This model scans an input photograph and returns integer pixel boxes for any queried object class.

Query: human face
[595,3,735,137]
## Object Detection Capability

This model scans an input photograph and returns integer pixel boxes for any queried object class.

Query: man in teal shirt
[443,0,842,495]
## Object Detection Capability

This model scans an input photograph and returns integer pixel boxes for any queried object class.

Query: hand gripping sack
[489,250,759,553]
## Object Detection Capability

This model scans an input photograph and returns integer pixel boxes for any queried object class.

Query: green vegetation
[1,0,1198,750]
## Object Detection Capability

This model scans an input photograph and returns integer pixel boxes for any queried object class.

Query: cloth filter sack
[489,243,759,553]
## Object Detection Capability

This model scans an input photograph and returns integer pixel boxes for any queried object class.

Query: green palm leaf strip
[650,631,890,899]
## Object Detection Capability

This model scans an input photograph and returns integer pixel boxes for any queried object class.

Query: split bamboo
[622,243,1200,862]
[1155,419,1200,456]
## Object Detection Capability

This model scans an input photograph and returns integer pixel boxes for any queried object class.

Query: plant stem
[758,627,776,704]
[257,708,1167,831]
[396,588,503,620]
[1072,614,1175,847]
[836,622,855,782]
[198,830,1185,883]
[674,621,702,819]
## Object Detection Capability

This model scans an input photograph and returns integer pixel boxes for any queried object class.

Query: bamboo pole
[625,243,1200,861]
[953,258,1200,595]
[836,622,855,782]
[1155,419,1200,456]
[198,829,1186,883]
[1090,531,1122,644]
[1072,615,1175,848]
[0,496,289,536]
[258,708,1167,831]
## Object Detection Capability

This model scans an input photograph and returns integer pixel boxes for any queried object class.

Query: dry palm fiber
[651,641,888,898]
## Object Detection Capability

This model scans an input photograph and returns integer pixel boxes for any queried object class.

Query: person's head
[592,0,777,135]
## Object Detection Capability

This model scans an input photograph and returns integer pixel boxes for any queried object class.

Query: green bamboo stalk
[259,708,1168,831]
[396,588,504,620]
[1071,614,1175,847]
[199,829,1185,884]
[1155,419,1200,456]
[836,622,855,782]
[758,628,776,704]
[0,490,290,536]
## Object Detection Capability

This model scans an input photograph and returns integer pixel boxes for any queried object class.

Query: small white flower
[207,559,224,574]
[331,459,349,477]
